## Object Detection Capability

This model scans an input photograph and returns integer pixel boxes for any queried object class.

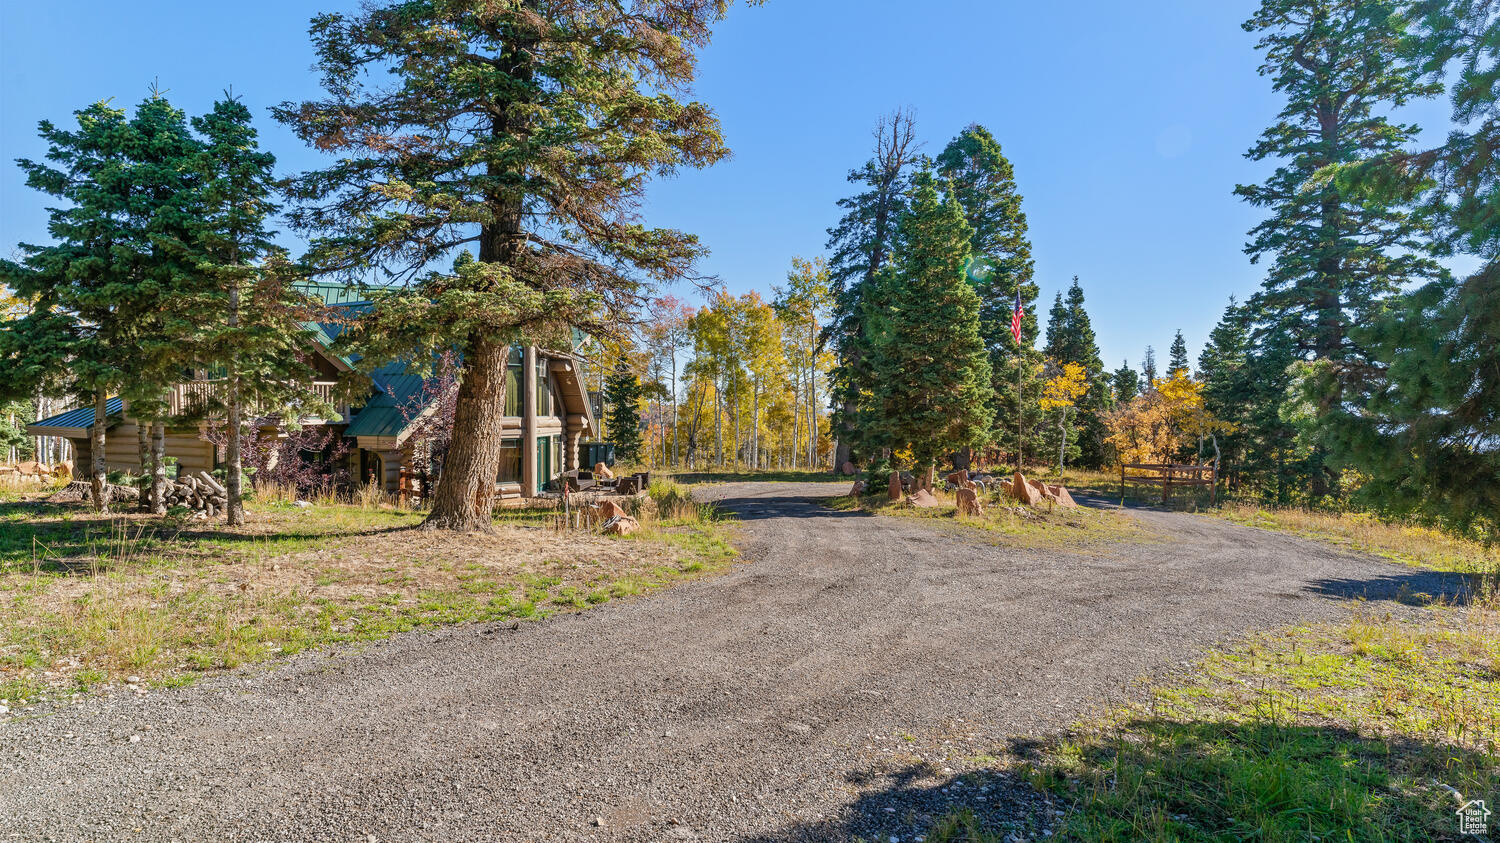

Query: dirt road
[0,482,1454,842]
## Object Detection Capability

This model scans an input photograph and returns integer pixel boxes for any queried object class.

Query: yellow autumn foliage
[1106,371,1234,465]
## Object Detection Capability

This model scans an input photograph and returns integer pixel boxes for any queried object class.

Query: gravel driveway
[0,482,1456,842]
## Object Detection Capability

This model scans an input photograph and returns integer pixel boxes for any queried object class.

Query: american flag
[1010,288,1024,345]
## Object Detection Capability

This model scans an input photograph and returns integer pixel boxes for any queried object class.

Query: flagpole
[1013,287,1024,476]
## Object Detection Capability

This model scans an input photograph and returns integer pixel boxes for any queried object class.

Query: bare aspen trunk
[751,376,760,469]
[425,335,508,531]
[151,422,166,514]
[791,368,800,470]
[670,353,678,468]
[1058,411,1067,475]
[90,390,108,513]
[714,380,722,468]
[808,322,818,470]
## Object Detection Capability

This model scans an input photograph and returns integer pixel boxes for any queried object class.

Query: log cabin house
[27,282,598,502]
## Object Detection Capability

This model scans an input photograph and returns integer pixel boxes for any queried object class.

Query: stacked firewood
[165,471,229,516]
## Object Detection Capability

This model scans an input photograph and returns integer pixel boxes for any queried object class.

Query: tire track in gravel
[0,481,1462,842]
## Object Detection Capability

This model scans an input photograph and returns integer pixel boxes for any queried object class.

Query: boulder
[1048,484,1079,508]
[1010,472,1042,506]
[53,461,73,479]
[594,462,614,480]
[849,479,867,496]
[955,487,983,516]
[841,461,857,476]
[908,488,941,508]
[602,514,640,536]
[1027,476,1060,503]
[946,470,976,490]
[888,472,903,502]
[595,500,629,521]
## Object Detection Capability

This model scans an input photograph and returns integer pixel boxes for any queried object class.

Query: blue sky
[0,1,1457,371]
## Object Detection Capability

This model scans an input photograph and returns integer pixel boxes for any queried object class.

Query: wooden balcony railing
[166,380,341,420]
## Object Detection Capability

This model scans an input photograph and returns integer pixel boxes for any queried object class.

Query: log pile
[164,471,229,517]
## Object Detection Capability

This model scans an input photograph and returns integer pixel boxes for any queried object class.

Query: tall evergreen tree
[604,361,645,465]
[935,123,1038,457]
[825,109,922,469]
[1199,298,1256,486]
[1167,330,1190,376]
[118,94,209,512]
[277,1,753,530]
[1141,346,1158,385]
[1043,292,1068,354]
[1317,1,1500,534]
[1042,277,1108,465]
[0,97,188,510]
[866,173,993,487]
[1111,360,1140,405]
[190,97,324,525]
[1236,0,1445,498]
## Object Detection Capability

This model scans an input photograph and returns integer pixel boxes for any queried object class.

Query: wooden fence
[1120,463,1218,505]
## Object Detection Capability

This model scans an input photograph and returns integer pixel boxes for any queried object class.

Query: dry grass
[0,482,736,702]
[1218,503,1499,577]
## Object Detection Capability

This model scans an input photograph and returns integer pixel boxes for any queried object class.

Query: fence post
[1162,466,1171,505]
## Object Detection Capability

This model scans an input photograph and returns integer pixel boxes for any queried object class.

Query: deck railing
[167,380,340,419]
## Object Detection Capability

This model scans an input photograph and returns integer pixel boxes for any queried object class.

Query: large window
[535,359,552,417]
[497,438,522,483]
[505,347,523,417]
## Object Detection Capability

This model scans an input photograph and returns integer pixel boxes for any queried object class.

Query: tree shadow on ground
[743,720,1494,842]
[674,471,848,485]
[735,761,1060,843]
[0,500,413,575]
[1307,569,1490,606]
[708,496,876,522]
[1011,719,1491,843]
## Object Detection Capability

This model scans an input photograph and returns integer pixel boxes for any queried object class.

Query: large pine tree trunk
[226,277,245,526]
[424,335,508,531]
[137,421,151,510]
[150,422,167,514]
[226,379,244,526]
[90,390,108,513]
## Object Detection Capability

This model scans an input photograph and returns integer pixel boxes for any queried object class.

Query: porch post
[522,345,539,497]
[567,428,582,473]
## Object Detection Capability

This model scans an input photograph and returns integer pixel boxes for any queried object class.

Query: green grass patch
[930,607,1500,842]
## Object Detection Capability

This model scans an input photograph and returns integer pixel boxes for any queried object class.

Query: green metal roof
[342,363,435,439]
[295,280,384,308]
[29,398,123,433]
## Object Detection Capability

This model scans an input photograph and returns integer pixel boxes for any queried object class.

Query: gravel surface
[0,481,1458,842]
